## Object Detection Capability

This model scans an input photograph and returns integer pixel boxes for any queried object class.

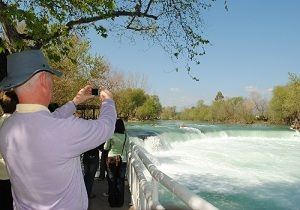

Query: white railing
[127,141,219,210]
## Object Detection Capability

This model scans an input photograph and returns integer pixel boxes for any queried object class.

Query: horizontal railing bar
[130,143,219,210]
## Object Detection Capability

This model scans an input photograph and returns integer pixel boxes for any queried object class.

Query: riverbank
[290,122,300,131]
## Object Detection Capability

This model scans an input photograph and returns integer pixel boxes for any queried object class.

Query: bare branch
[126,25,154,32]
[66,10,158,30]
[126,16,137,30]
[145,0,154,14]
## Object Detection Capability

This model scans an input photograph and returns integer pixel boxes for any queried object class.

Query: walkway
[88,179,135,210]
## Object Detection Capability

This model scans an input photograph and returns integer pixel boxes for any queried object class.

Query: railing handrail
[128,141,219,210]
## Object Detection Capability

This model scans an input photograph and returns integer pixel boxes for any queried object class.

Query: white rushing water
[128,122,300,210]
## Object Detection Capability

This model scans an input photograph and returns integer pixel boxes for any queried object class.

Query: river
[126,121,300,210]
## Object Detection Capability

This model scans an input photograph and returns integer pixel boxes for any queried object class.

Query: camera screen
[91,88,99,96]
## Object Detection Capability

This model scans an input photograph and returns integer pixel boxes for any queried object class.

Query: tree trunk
[0,49,9,82]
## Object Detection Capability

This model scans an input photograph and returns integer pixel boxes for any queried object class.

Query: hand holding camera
[72,85,113,105]
[91,88,99,96]
[72,85,94,105]
[99,89,113,101]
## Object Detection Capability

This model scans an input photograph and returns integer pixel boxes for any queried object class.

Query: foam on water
[128,122,300,210]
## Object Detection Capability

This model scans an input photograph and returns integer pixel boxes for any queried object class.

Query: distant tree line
[161,95,256,124]
[161,73,300,127]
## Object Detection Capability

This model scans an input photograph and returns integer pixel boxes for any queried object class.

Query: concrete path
[88,179,135,210]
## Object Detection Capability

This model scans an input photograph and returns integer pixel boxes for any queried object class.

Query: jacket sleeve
[60,99,117,158]
[50,101,76,119]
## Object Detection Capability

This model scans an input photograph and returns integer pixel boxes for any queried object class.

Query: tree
[288,72,300,84]
[285,73,300,123]
[269,86,289,123]
[0,43,8,81]
[194,100,210,121]
[114,88,163,120]
[226,96,255,123]
[114,88,147,120]
[235,99,255,124]
[177,100,210,121]
[208,96,255,123]
[210,99,227,122]
[160,106,177,120]
[248,90,268,119]
[269,73,300,125]
[215,91,224,101]
[0,0,224,80]
[136,95,162,120]
[107,70,148,93]
[46,36,110,105]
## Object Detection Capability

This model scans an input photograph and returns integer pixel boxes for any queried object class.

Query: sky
[86,1,300,110]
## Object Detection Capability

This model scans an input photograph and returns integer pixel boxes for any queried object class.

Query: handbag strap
[121,132,127,156]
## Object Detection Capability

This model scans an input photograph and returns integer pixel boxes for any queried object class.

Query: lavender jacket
[0,100,116,210]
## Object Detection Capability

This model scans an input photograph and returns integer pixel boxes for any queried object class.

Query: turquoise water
[127,121,300,210]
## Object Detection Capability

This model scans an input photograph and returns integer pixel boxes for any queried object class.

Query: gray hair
[14,72,44,94]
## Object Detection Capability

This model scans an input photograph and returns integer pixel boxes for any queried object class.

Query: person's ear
[39,72,49,91]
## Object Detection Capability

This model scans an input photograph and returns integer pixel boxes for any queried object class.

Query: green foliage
[176,95,255,124]
[215,91,224,101]
[136,95,162,120]
[269,74,300,124]
[155,73,300,125]
[177,101,210,121]
[0,0,221,79]
[210,100,228,122]
[269,86,289,123]
[0,0,115,51]
[114,88,147,120]
[46,35,110,105]
[288,72,300,84]
[173,73,299,125]
[114,88,162,120]
[160,106,177,120]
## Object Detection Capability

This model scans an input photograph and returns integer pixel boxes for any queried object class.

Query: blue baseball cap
[0,50,63,90]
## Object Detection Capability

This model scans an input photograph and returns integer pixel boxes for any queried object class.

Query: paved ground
[88,179,135,210]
